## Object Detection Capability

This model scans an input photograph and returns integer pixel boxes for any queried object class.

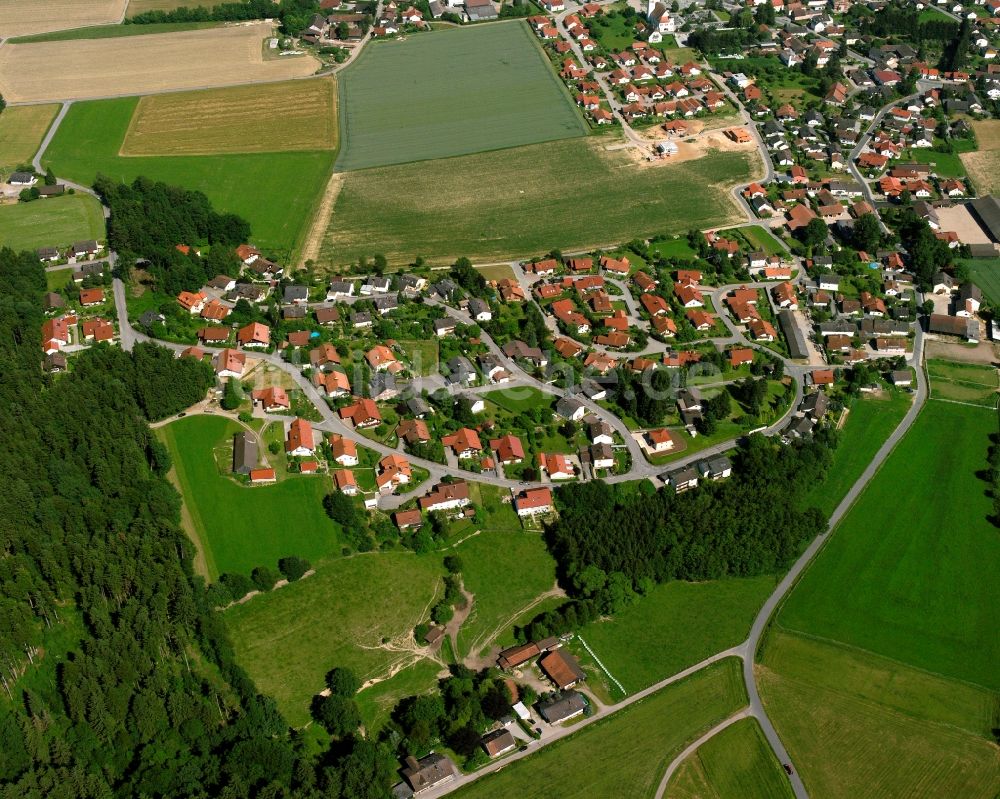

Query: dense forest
[517,434,833,641]
[94,175,249,296]
[0,247,396,798]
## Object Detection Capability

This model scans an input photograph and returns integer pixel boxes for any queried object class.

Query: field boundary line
[929,396,998,410]
[576,635,626,696]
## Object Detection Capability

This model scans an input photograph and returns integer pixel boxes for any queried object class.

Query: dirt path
[463,583,566,669]
[925,338,998,365]
[300,171,344,267]
[444,583,475,659]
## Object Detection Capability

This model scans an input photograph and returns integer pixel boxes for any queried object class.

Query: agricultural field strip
[120,78,338,156]
[0,22,320,103]
[0,0,127,39]
[334,22,587,171]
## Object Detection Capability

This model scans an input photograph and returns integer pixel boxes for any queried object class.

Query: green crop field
[666,718,794,799]
[927,358,999,406]
[577,576,774,693]
[777,399,1000,690]
[736,224,786,256]
[322,139,754,265]
[127,0,224,16]
[758,631,1000,799]
[454,658,747,799]
[960,258,1000,306]
[0,104,58,170]
[800,392,912,517]
[42,97,334,256]
[0,194,105,250]
[335,22,587,171]
[7,21,222,43]
[225,551,445,726]
[454,527,558,658]
[157,415,343,579]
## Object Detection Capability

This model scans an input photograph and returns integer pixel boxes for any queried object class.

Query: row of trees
[206,556,312,608]
[128,0,324,35]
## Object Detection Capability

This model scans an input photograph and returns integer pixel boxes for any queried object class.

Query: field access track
[335,21,588,172]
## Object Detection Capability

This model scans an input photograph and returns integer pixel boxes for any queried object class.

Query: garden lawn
[335,22,586,171]
[736,224,785,256]
[454,528,558,658]
[483,386,553,414]
[157,415,343,579]
[225,551,444,726]
[758,630,1000,799]
[0,194,105,250]
[904,147,967,178]
[777,399,1000,690]
[454,658,747,799]
[322,138,753,265]
[666,718,794,799]
[42,97,334,256]
[0,104,58,169]
[960,258,1000,307]
[800,391,912,517]
[578,576,774,693]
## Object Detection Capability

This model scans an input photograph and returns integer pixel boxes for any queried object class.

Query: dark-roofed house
[970,195,1000,242]
[539,649,585,690]
[778,310,809,359]
[481,728,516,758]
[929,313,978,342]
[538,690,587,724]
[233,432,257,475]
[399,753,456,795]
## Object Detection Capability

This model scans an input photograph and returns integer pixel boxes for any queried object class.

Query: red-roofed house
[538,452,575,480]
[442,427,483,459]
[286,418,315,457]
[490,434,525,465]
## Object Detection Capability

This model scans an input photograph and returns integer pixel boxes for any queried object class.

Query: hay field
[121,79,338,156]
[961,119,1000,195]
[44,96,335,255]
[0,22,319,103]
[0,0,126,39]
[0,105,59,170]
[0,194,106,250]
[321,138,754,265]
[335,22,587,171]
[758,631,1000,799]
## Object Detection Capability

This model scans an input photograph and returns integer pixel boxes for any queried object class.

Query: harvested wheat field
[121,78,337,156]
[0,0,127,39]
[0,105,59,170]
[0,22,319,103]
[961,120,1000,195]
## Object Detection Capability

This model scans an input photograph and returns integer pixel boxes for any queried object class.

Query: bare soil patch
[0,22,320,103]
[300,172,344,267]
[0,0,127,39]
[935,204,992,245]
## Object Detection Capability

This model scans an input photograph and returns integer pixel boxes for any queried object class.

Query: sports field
[321,139,754,265]
[962,120,1000,195]
[800,391,912,517]
[927,358,998,407]
[226,552,445,726]
[0,194,106,251]
[43,97,334,254]
[0,22,319,103]
[577,576,774,693]
[666,718,794,799]
[758,631,1000,799]
[157,415,343,579]
[454,659,747,799]
[335,23,586,171]
[0,104,59,170]
[0,0,126,39]
[121,79,338,156]
[777,399,1000,690]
